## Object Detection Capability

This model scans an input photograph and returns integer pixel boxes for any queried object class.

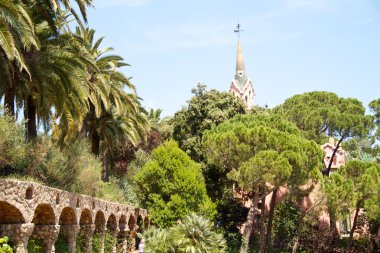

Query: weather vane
[234,22,244,38]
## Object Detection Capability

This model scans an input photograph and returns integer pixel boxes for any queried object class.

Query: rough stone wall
[0,179,149,252]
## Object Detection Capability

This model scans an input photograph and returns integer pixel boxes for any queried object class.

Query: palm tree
[59,25,149,180]
[172,214,227,253]
[143,228,175,253]
[0,0,37,69]
[19,20,88,141]
[0,0,38,115]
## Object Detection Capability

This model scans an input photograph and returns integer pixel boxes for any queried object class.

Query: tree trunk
[325,136,345,175]
[259,197,266,253]
[292,212,305,253]
[4,85,15,116]
[328,205,339,241]
[347,200,361,253]
[102,150,110,182]
[264,187,278,253]
[240,192,259,253]
[25,95,37,142]
[91,130,100,157]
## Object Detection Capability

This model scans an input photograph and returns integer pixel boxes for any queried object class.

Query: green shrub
[136,141,216,227]
[0,236,13,253]
[143,214,226,253]
[104,231,116,253]
[76,233,86,253]
[27,238,43,253]
[0,112,28,174]
[54,234,69,253]
[92,234,101,253]
[97,178,127,203]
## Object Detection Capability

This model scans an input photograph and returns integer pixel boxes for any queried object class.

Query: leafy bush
[27,238,43,253]
[54,234,69,252]
[143,214,226,253]
[136,140,216,227]
[97,178,127,203]
[0,236,13,253]
[272,202,301,251]
[0,112,28,174]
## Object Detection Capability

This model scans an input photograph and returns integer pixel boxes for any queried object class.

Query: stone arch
[135,215,144,249]
[59,207,77,225]
[56,207,78,252]
[119,215,127,232]
[128,215,136,230]
[106,214,117,231]
[143,216,150,229]
[30,204,57,252]
[94,211,106,232]
[137,215,143,229]
[0,201,25,224]
[79,209,92,225]
[32,203,55,225]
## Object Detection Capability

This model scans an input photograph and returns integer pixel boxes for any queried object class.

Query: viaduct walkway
[0,179,149,253]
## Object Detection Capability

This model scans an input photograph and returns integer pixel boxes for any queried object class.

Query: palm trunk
[25,95,37,142]
[91,130,100,157]
[347,200,361,253]
[240,191,259,253]
[264,187,278,253]
[102,150,110,182]
[4,85,15,116]
[259,197,266,253]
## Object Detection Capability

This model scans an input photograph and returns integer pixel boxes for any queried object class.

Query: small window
[56,194,60,204]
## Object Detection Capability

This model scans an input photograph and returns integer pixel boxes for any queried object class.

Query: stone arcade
[0,179,149,253]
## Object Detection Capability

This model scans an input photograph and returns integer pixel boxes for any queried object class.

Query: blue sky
[85,0,379,116]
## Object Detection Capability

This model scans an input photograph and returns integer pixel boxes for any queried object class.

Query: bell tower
[229,23,255,108]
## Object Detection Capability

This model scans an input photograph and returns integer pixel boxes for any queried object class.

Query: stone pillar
[32,224,60,253]
[0,223,35,253]
[127,226,138,253]
[95,226,106,253]
[60,225,80,253]
[111,228,120,253]
[118,228,129,253]
[80,224,95,253]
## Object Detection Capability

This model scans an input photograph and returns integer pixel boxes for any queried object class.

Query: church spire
[236,39,245,73]
[230,22,255,109]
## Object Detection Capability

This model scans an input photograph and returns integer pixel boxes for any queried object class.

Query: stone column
[111,228,120,253]
[32,224,60,253]
[95,226,106,253]
[80,224,95,253]
[0,223,35,253]
[60,225,80,253]
[118,228,129,253]
[127,226,138,253]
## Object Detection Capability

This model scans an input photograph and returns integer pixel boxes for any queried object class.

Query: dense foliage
[143,214,226,253]
[171,83,246,163]
[136,140,216,227]
[0,1,379,252]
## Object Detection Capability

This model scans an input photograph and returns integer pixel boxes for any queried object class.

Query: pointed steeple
[229,22,255,109]
[236,39,245,74]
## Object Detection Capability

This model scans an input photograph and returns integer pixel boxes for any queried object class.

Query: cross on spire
[234,22,244,38]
